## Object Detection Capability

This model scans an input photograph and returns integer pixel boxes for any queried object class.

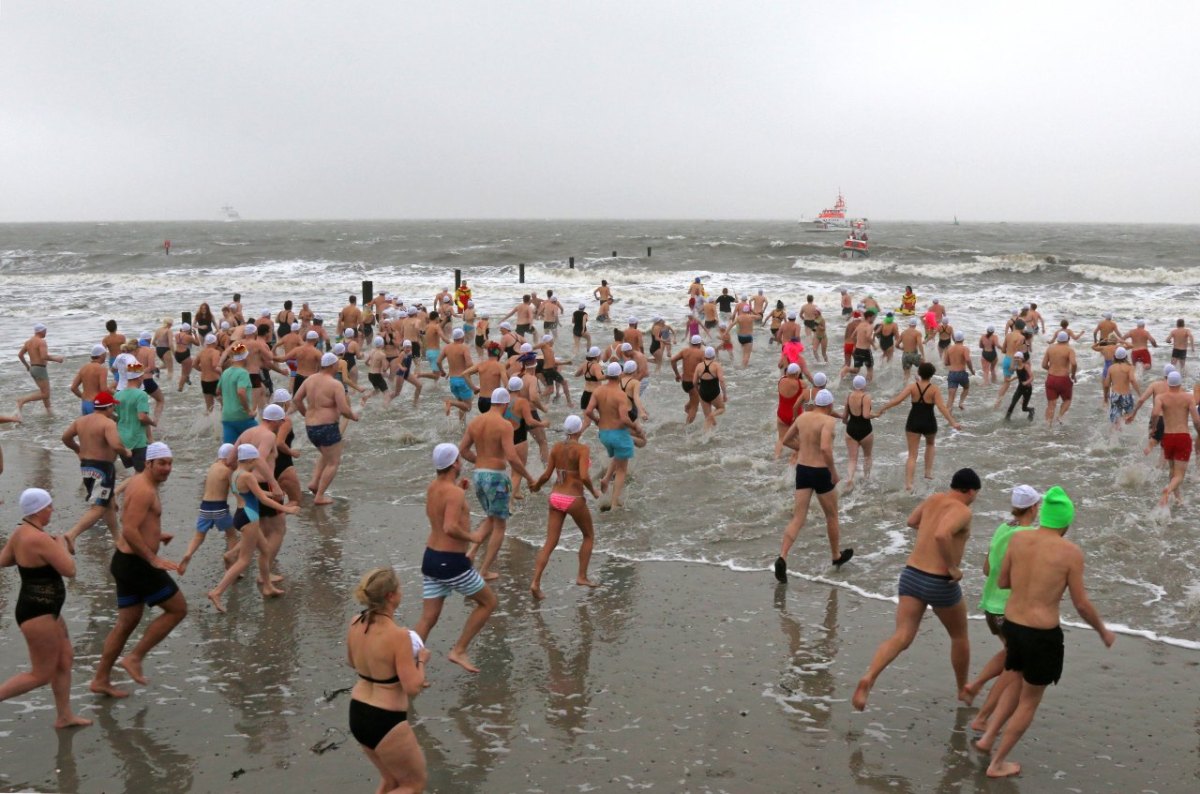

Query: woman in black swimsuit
[874,362,961,491]
[0,489,91,729]
[576,347,603,411]
[271,391,302,505]
[347,567,428,792]
[843,375,874,487]
[506,376,546,498]
[692,346,727,429]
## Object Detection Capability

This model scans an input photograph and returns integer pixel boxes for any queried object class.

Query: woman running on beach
[874,362,961,490]
[575,346,603,411]
[506,376,546,499]
[207,445,297,612]
[765,300,785,344]
[153,318,174,378]
[693,346,727,429]
[843,375,874,487]
[0,489,91,729]
[346,567,429,793]
[528,415,601,599]
[271,389,302,505]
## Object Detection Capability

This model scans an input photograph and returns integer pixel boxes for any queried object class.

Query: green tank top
[978,522,1034,615]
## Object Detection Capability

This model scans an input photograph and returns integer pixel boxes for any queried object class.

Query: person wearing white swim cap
[526,408,604,599]
[586,345,640,508]
[1044,327,1079,426]
[538,292,563,339]
[1002,350,1037,421]
[571,301,592,355]
[15,321,64,415]
[3,487,95,729]
[944,328,976,414]
[842,374,875,489]
[535,332,570,403]
[1124,317,1157,371]
[776,360,806,442]
[979,324,1001,386]
[895,311,925,386]
[774,382,854,586]
[293,339,361,506]
[457,381,534,584]
[669,330,707,425]
[693,344,728,430]
[593,279,613,322]
[440,323,478,421]
[1104,343,1140,428]
[90,439,189,697]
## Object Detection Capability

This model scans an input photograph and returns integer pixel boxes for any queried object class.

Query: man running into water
[294,352,360,505]
[1103,347,1140,429]
[1122,319,1157,370]
[773,389,854,581]
[16,323,64,415]
[898,317,924,385]
[1167,318,1194,373]
[458,387,533,580]
[669,334,707,425]
[853,468,981,711]
[974,486,1115,778]
[943,331,975,413]
[90,443,186,697]
[1149,371,1200,509]
[61,392,129,549]
[1041,331,1077,426]
[412,444,498,673]
[593,280,613,322]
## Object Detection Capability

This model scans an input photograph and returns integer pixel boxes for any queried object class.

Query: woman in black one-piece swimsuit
[874,362,960,491]
[0,489,91,728]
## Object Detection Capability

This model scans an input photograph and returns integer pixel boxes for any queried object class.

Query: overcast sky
[3,2,1198,223]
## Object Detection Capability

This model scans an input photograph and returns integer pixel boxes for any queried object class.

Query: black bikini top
[355,609,401,685]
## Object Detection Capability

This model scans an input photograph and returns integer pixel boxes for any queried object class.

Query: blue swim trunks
[947,370,970,388]
[421,548,486,600]
[449,376,473,401]
[81,400,95,415]
[195,499,233,533]
[474,469,511,520]
[1001,355,1013,379]
[598,428,635,460]
[425,349,440,371]
[222,417,258,444]
[306,421,343,448]
[897,565,962,609]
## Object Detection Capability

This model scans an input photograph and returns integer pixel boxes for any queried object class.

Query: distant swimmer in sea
[973,486,1115,779]
[852,468,981,712]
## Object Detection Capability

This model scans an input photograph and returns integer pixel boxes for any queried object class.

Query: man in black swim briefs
[973,486,1115,779]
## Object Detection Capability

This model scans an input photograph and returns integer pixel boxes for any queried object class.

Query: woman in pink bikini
[528,414,600,599]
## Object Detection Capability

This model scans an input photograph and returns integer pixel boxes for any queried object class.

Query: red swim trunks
[843,342,855,357]
[1131,348,1151,367]
[1045,374,1074,402]
[1162,432,1192,462]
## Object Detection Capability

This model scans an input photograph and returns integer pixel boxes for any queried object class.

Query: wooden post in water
[454,269,461,290]
[182,310,192,326]
[612,250,617,258]
[569,256,575,269]
[647,246,652,257]
[519,263,525,284]
[362,280,373,307]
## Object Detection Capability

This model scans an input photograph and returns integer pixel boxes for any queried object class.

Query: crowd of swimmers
[4,278,1193,787]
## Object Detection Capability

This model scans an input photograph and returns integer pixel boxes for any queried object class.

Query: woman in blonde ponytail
[346,567,429,792]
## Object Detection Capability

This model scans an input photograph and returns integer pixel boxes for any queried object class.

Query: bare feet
[207,591,227,613]
[576,577,600,588]
[958,685,976,707]
[119,656,148,685]
[313,495,334,505]
[973,737,993,754]
[447,649,480,673]
[986,760,1020,778]
[261,584,285,598]
[90,679,130,698]
[851,677,872,711]
[55,713,94,729]
[530,584,546,600]
[481,571,500,581]
[970,716,988,732]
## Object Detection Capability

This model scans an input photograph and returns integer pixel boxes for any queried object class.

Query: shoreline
[0,438,1196,791]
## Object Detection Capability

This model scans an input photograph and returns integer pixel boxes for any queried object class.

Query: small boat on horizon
[221,205,241,222]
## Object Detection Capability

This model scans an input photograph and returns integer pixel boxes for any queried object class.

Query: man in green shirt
[219,343,257,443]
[115,362,155,471]
[962,484,1040,730]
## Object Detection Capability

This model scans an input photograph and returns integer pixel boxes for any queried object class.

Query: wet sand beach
[0,436,1196,793]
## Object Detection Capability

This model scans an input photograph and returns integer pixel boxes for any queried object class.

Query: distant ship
[804,190,867,232]
[221,204,241,222]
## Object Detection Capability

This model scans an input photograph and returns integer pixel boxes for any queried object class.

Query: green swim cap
[1039,485,1074,529]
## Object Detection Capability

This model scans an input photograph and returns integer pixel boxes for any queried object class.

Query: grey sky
[3,1,1197,223]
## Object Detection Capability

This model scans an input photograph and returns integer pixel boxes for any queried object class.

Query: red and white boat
[811,190,848,230]
[841,233,869,258]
